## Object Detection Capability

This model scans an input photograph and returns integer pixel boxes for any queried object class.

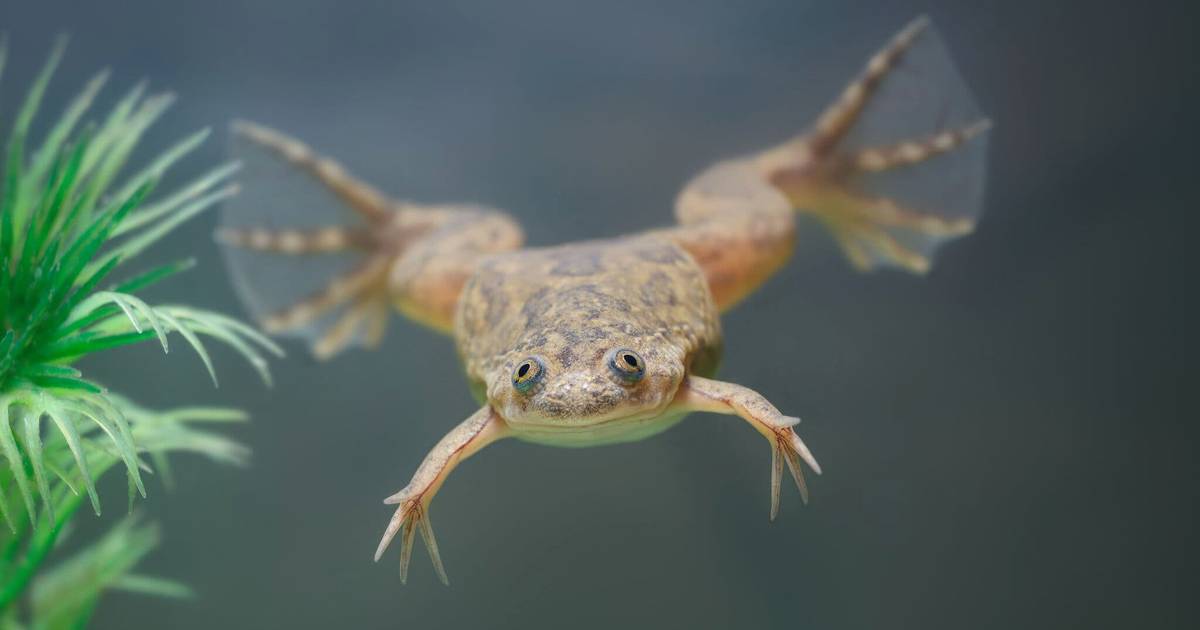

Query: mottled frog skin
[457,238,721,446]
[219,17,989,584]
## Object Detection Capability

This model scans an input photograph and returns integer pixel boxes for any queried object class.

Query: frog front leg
[373,406,510,584]
[673,376,821,520]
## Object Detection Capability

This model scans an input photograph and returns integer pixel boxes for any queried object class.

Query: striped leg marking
[215,226,373,254]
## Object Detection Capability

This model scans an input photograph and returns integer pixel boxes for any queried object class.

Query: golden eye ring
[512,357,545,393]
[608,348,645,382]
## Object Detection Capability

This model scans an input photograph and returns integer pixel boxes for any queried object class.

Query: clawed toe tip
[373,540,389,563]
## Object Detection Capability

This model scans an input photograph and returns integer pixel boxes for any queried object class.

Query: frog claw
[375,494,450,585]
[768,427,821,521]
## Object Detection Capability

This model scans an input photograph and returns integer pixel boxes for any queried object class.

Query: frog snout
[533,371,624,420]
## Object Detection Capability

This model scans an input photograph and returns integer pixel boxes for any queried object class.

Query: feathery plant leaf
[1,38,271,525]
[0,38,272,619]
[28,516,171,628]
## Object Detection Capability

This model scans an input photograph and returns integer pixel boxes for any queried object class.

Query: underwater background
[3,0,1194,627]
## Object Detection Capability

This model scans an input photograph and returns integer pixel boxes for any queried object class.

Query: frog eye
[608,348,645,382]
[512,357,545,393]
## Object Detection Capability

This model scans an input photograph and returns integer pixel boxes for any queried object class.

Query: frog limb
[757,16,990,273]
[783,16,932,160]
[231,120,395,221]
[665,16,988,307]
[219,122,525,354]
[672,376,820,521]
[374,406,511,584]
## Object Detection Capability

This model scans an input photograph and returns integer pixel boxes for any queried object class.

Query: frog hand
[673,376,821,520]
[372,406,510,585]
[766,423,822,521]
[376,487,447,585]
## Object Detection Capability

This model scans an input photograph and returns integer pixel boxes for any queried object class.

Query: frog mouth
[515,395,674,429]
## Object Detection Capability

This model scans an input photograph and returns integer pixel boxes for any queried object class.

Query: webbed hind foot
[217,121,524,357]
[759,16,990,273]
[763,120,989,273]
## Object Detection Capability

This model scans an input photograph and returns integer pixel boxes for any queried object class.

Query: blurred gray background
[3,0,1195,628]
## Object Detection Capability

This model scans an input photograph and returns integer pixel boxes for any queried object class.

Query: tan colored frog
[219,17,988,584]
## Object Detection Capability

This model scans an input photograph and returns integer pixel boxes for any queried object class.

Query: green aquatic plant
[0,37,281,624]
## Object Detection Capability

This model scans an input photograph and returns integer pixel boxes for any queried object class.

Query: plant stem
[0,456,114,612]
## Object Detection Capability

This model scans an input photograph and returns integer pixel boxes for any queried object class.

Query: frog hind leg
[665,17,989,310]
[218,121,524,358]
[758,16,991,274]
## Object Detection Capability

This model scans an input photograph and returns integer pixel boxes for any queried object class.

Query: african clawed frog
[219,16,989,583]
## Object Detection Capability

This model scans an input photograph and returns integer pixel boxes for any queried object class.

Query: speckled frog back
[454,236,723,393]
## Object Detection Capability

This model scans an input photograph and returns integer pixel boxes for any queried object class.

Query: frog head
[487,328,686,430]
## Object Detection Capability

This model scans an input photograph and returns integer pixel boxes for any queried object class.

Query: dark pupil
[622,354,638,368]
[518,363,531,378]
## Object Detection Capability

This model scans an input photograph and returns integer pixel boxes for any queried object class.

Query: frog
[217,16,989,584]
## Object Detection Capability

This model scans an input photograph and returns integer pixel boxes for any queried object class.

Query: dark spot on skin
[587,328,611,341]
[557,345,577,368]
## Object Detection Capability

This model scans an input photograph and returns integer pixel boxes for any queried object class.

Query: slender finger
[418,511,450,586]
[790,431,822,475]
[782,447,810,505]
[399,518,417,584]
[770,444,784,522]
[374,504,407,562]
